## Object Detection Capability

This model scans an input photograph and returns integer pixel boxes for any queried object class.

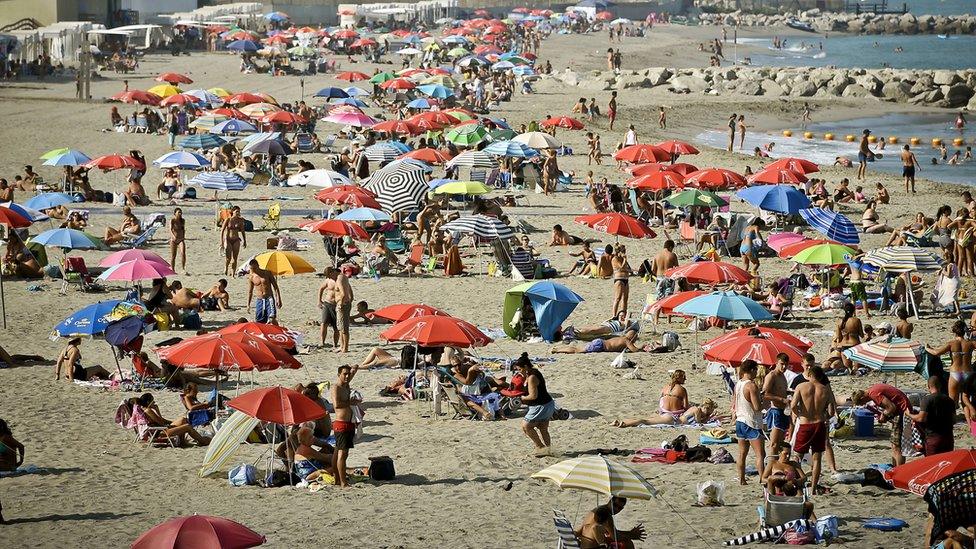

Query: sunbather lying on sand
[562,311,639,341]
[612,387,717,427]
[551,330,641,353]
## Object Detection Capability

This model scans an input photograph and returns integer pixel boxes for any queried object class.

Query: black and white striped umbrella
[441,214,514,240]
[363,162,429,214]
[363,143,402,163]
[446,150,498,169]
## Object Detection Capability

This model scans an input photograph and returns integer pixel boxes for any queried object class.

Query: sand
[0,22,966,548]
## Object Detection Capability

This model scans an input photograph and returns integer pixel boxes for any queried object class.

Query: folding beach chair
[925,469,976,547]
[552,510,582,549]
[118,402,180,448]
[123,225,158,249]
[61,256,100,294]
[403,243,425,276]
[261,202,281,231]
[383,227,407,253]
[469,169,486,183]
[321,134,337,153]
[294,132,316,153]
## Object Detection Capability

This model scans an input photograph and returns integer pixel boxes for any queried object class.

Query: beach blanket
[700,433,734,445]
[724,519,810,546]
[638,420,722,429]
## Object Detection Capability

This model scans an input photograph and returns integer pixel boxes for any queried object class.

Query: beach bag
[187,409,211,427]
[367,456,396,481]
[229,463,257,486]
[815,516,839,543]
[201,296,219,311]
[696,480,725,506]
[153,312,170,331]
[182,311,202,330]
[264,469,297,488]
[785,524,815,545]
[710,448,734,464]
[685,445,712,462]
[668,434,689,452]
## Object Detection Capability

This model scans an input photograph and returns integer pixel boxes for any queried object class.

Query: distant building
[0,0,197,29]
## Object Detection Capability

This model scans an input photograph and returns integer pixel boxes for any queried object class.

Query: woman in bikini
[825,303,862,373]
[740,218,765,273]
[861,200,891,234]
[764,282,785,316]
[760,442,807,495]
[611,245,632,317]
[926,320,974,405]
[55,338,110,382]
[612,370,718,427]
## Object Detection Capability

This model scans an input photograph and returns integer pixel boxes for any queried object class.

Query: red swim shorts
[793,421,827,454]
[332,420,355,433]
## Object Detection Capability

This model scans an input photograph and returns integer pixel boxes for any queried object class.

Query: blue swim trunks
[524,400,557,423]
[765,408,790,431]
[255,297,277,323]
[735,421,763,441]
[584,339,605,353]
[294,459,324,479]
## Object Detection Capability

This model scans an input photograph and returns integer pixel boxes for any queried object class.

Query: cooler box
[854,408,875,437]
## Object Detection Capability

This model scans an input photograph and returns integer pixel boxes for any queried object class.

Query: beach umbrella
[363,162,430,214]
[160,93,204,107]
[491,60,515,71]
[441,214,514,240]
[614,144,670,164]
[191,115,230,131]
[885,450,976,497]
[207,88,232,98]
[406,98,432,110]
[2,202,46,222]
[368,71,396,84]
[574,213,656,240]
[313,86,349,99]
[778,239,838,260]
[183,89,222,105]
[343,86,369,97]
[446,150,497,169]
[706,327,813,353]
[767,157,819,174]
[329,97,368,108]
[434,181,492,196]
[239,102,282,118]
[446,46,470,58]
[98,259,177,282]
[791,243,856,266]
[675,291,773,322]
[301,219,370,240]
[373,304,450,323]
[104,315,150,349]
[42,149,92,167]
[843,337,921,373]
[336,207,392,222]
[287,45,317,57]
[629,162,698,177]
[0,206,30,228]
[798,208,859,245]
[415,84,454,99]
[227,39,260,52]
[254,251,315,276]
[532,455,657,499]
[131,514,266,549]
[626,172,685,191]
[445,125,489,147]
[396,47,422,55]
[363,144,402,163]
[336,71,369,82]
[152,151,209,169]
[224,92,264,106]
[372,120,421,136]
[413,111,461,127]
[189,172,247,192]
[286,169,352,188]
[748,167,808,186]
[512,131,561,149]
[512,66,536,77]
[31,228,102,250]
[39,147,70,160]
[147,84,181,98]
[767,232,809,253]
[229,386,323,425]
[209,119,258,134]
[99,249,168,268]
[381,315,491,348]
[243,139,286,155]
[541,116,584,130]
[54,300,128,337]
[735,184,811,214]
[655,140,700,156]
[315,187,381,209]
[259,111,306,126]
[649,290,708,318]
[487,128,518,142]
[322,111,379,127]
[379,140,412,154]
[84,154,144,171]
[664,261,752,284]
[218,322,297,350]
[400,148,451,164]
[684,168,747,190]
[702,334,805,370]
[199,411,261,478]
[110,90,162,105]
[863,246,943,273]
[380,78,416,91]
[157,332,300,372]
[483,140,538,158]
[503,281,584,342]
[24,192,77,212]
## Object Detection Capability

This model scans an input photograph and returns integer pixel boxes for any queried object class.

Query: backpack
[662,331,680,352]
[668,434,689,452]
[367,456,396,481]
[684,445,712,463]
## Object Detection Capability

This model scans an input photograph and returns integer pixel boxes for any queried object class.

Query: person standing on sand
[790,365,834,494]
[727,113,737,152]
[0,418,25,524]
[611,245,632,317]
[802,102,812,124]
[658,106,667,130]
[334,268,354,353]
[737,114,748,151]
[733,359,765,485]
[331,364,360,488]
[169,207,186,274]
[608,91,618,131]
[857,129,874,181]
[246,259,282,325]
[221,206,246,276]
[516,353,555,457]
[624,124,637,147]
[901,144,920,194]
[318,267,339,348]
[763,353,791,457]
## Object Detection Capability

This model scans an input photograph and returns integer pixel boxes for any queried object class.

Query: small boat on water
[937,34,959,40]
[786,18,816,33]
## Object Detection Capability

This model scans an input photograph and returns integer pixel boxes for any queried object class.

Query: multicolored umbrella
[863,246,943,273]
[843,337,921,373]
[799,208,859,246]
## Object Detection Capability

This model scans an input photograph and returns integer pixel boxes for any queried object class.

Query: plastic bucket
[854,408,875,437]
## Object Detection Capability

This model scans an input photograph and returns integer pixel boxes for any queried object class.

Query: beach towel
[637,419,722,429]
[0,465,43,477]
[724,519,810,546]
[700,433,734,445]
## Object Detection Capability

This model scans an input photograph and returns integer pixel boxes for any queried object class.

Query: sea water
[695,112,976,186]
[739,34,976,70]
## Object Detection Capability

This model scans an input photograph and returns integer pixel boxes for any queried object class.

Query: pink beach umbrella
[767,232,809,253]
[322,111,380,128]
[98,259,176,282]
[99,249,170,268]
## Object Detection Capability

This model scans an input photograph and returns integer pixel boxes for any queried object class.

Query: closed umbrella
[131,514,265,549]
[675,290,773,322]
[799,208,859,246]
[735,184,811,214]
[199,410,261,478]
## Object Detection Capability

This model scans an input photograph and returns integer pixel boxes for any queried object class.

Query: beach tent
[503,281,583,342]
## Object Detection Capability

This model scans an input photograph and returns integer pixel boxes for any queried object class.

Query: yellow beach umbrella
[422,75,457,87]
[147,84,182,98]
[255,251,315,275]
[433,181,491,196]
[239,102,281,118]
[531,455,657,500]
[208,87,232,98]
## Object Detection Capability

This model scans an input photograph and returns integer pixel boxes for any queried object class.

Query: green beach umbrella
[424,130,443,141]
[287,45,317,57]
[445,124,487,146]
[40,148,70,160]
[433,181,492,196]
[666,189,728,208]
[447,47,470,58]
[369,71,396,84]
[488,128,517,141]
[791,243,857,266]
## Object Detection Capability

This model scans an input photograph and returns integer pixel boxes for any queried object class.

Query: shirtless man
[335,269,354,353]
[202,279,229,310]
[221,206,246,276]
[168,281,201,311]
[17,166,38,192]
[900,144,921,194]
[125,178,150,207]
[763,352,791,456]
[576,497,646,549]
[790,365,835,493]
[416,202,442,243]
[246,259,281,325]
[567,242,597,275]
[548,224,583,246]
[552,329,641,354]
[169,207,186,274]
[318,267,339,348]
[0,179,13,203]
[857,129,874,181]
[331,364,360,488]
[652,239,679,298]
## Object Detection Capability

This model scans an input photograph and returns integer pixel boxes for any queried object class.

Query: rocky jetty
[698,9,976,36]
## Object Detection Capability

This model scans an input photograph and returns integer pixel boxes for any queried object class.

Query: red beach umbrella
[300,219,370,240]
[574,213,656,240]
[314,186,381,209]
[885,449,976,496]
[663,261,752,284]
[155,72,193,85]
[224,92,265,105]
[381,315,491,348]
[614,144,670,164]
[655,140,700,155]
[336,71,369,82]
[111,90,162,105]
[373,303,451,323]
[704,326,813,353]
[208,107,249,120]
[400,148,452,164]
[649,290,708,317]
[779,238,840,259]
[541,116,585,130]
[131,515,265,549]
[412,111,461,126]
[665,162,700,176]
[160,93,203,107]
[218,322,297,349]
[0,206,31,228]
[625,171,685,191]
[84,154,145,171]
[372,119,421,136]
[380,78,417,91]
[156,333,300,372]
[259,111,306,126]
[684,168,747,189]
[767,157,820,174]
[228,386,325,425]
[702,334,805,370]
[748,167,808,185]
[335,29,360,40]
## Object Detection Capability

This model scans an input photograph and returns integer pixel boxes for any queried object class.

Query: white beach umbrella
[513,131,562,149]
[287,169,353,188]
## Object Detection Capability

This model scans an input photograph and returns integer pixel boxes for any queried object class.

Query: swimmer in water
[873,42,880,48]
[956,111,967,130]
[949,150,962,165]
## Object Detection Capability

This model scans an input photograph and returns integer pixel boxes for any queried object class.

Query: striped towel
[724,519,810,546]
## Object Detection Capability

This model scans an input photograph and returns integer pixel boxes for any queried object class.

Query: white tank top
[734,379,762,429]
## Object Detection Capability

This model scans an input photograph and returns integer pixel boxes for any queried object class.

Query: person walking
[517,353,555,457]
[900,144,920,194]
[727,113,737,152]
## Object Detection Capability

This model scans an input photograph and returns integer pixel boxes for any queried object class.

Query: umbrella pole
[906,272,920,320]
[0,267,6,329]
[110,345,124,381]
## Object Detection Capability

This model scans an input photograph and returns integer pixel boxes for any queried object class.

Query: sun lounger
[123,225,158,248]
[552,510,582,549]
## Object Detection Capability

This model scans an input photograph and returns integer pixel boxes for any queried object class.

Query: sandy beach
[0,20,970,548]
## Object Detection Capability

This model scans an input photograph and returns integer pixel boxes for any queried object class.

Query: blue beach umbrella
[503,281,584,342]
[42,149,92,167]
[54,300,126,337]
[336,207,392,222]
[209,119,257,134]
[484,140,539,158]
[799,208,859,246]
[104,314,150,347]
[512,66,536,77]
[31,228,103,250]
[380,140,412,153]
[417,84,454,99]
[265,12,289,22]
[241,132,281,145]
[152,151,209,169]
[226,40,259,52]
[674,290,773,322]
[183,89,223,105]
[428,178,458,189]
[736,184,811,215]
[330,97,367,108]
[344,86,369,97]
[189,171,247,191]
[179,134,227,150]
[25,192,77,211]
[407,98,432,109]
[2,202,47,222]
[314,87,349,99]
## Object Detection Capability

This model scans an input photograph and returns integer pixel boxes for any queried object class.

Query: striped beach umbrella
[799,208,859,246]
[441,214,515,240]
[843,337,921,373]
[209,118,258,134]
[189,171,247,191]
[178,133,227,151]
[199,410,260,477]
[532,455,657,499]
[484,140,538,158]
[364,143,402,163]
[444,124,488,147]
[364,162,430,213]
[863,246,944,273]
[152,151,209,169]
[446,150,497,169]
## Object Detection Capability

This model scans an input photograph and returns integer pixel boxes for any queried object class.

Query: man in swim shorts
[792,365,835,493]
[246,259,282,325]
[331,365,360,487]
[763,353,791,456]
[551,330,642,354]
[900,144,921,194]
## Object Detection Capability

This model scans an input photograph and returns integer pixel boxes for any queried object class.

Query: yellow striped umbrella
[255,251,315,275]
[207,87,232,98]
[239,102,281,118]
[531,455,657,499]
[199,410,260,477]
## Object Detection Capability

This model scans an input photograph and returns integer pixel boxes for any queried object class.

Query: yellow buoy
[910,137,921,145]
[867,135,878,143]
[953,138,966,147]
[782,130,793,137]
[888,136,898,144]
[803,131,813,139]
[824,133,834,141]
[932,138,943,147]
[845,135,856,142]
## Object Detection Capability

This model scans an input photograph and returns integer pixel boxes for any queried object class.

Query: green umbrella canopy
[666,189,728,208]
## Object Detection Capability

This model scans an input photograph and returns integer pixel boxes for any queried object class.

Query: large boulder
[854,74,883,95]
[944,84,975,108]
[669,75,709,94]
[881,80,914,101]
[792,79,819,97]
[842,84,873,98]
[899,13,918,34]
[967,94,976,111]
[933,70,961,87]
[737,80,762,96]
[910,88,945,104]
[645,67,673,86]
[617,74,651,90]
[761,79,785,97]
